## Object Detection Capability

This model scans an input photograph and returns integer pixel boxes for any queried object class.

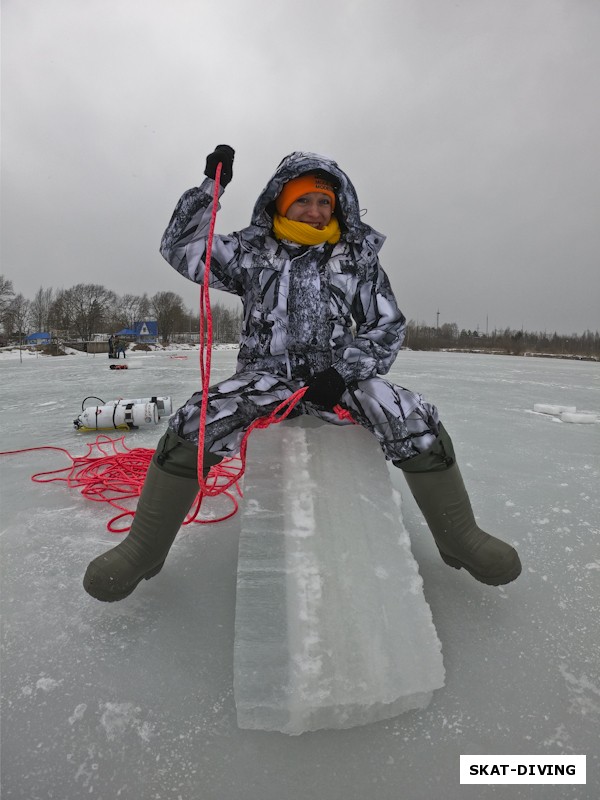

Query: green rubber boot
[83,429,221,602]
[398,424,522,586]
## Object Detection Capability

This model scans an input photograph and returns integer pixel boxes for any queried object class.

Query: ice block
[233,416,445,734]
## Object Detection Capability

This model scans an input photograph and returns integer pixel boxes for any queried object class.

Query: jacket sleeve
[333,259,406,383]
[159,178,245,296]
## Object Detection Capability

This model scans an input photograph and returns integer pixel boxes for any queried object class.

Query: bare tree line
[1,275,597,359]
[405,320,599,360]
[0,276,243,346]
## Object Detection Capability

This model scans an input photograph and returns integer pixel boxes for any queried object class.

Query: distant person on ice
[113,336,126,359]
[84,146,522,602]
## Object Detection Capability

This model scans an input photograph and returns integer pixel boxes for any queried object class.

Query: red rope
[0,436,242,534]
[196,163,220,484]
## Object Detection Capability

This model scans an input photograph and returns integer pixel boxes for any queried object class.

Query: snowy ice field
[1,347,598,800]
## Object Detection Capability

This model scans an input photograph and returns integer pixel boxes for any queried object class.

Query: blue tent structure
[25,332,51,345]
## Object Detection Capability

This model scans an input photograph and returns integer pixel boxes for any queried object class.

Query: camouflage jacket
[160,151,406,384]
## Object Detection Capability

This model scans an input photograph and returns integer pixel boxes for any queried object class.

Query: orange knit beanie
[275,174,336,216]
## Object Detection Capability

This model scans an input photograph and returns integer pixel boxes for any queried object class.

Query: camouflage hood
[249,151,382,246]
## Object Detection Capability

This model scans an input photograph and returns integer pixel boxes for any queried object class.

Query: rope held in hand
[195,163,306,496]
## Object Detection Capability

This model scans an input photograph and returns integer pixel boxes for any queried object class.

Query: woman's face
[285,192,334,229]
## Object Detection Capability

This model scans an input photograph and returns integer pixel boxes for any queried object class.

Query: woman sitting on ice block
[83,146,521,602]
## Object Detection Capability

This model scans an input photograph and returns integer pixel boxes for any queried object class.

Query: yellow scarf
[273,213,341,245]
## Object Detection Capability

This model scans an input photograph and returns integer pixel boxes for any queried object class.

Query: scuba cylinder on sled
[73,401,159,431]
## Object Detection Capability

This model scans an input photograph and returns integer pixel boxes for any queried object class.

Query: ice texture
[234,416,445,734]
[1,349,599,800]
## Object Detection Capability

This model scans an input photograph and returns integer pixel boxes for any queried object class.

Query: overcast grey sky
[2,0,599,335]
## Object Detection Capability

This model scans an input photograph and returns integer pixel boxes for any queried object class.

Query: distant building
[114,321,159,343]
[133,321,159,342]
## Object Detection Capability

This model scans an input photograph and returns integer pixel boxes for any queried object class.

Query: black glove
[204,144,235,187]
[303,367,346,409]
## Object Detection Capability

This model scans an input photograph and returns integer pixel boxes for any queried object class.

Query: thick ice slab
[234,417,445,734]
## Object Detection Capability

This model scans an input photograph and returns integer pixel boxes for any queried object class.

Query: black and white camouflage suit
[160,151,440,462]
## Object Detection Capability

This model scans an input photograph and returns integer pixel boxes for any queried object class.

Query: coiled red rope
[0,436,243,533]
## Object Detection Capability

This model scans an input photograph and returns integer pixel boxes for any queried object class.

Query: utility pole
[436,309,440,332]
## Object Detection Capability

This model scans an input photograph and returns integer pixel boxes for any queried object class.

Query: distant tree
[0,275,15,330]
[4,293,31,341]
[115,292,151,331]
[29,286,54,332]
[211,302,243,342]
[151,291,185,343]
[440,322,459,340]
[47,289,71,335]
[63,284,117,340]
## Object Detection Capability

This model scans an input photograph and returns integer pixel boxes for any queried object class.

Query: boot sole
[438,550,522,586]
[83,560,165,602]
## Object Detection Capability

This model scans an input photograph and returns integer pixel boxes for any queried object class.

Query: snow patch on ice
[36,677,61,692]
[99,702,154,742]
[542,723,571,749]
[244,498,264,515]
[558,664,600,718]
[68,703,88,725]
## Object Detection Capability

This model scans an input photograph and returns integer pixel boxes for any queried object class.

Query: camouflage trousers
[168,370,440,464]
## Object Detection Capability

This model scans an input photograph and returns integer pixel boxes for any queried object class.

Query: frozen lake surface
[1,348,598,799]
